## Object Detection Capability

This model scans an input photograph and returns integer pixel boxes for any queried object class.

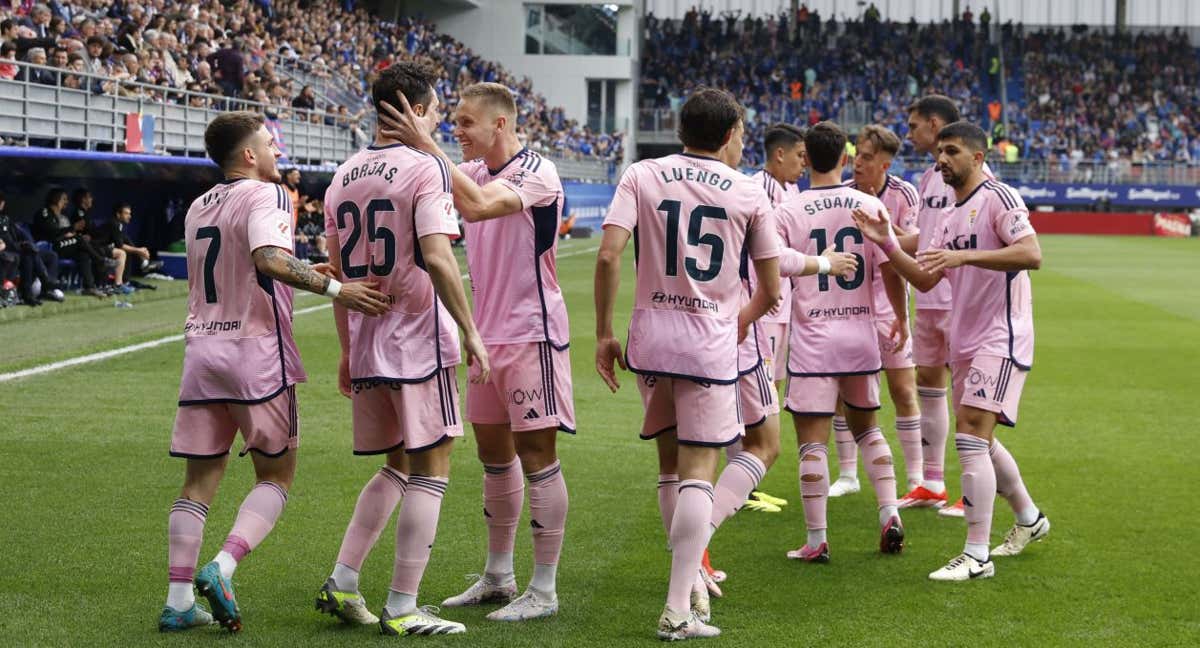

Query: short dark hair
[803,121,848,173]
[204,111,265,170]
[86,35,105,47]
[937,121,989,153]
[113,202,131,215]
[764,123,806,158]
[677,87,743,152]
[857,124,902,156]
[45,188,68,208]
[71,188,90,203]
[1,19,14,35]
[372,59,438,117]
[908,94,960,125]
[0,42,14,56]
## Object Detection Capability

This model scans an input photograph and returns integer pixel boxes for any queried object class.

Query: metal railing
[895,157,1200,187]
[0,60,357,165]
[0,60,615,181]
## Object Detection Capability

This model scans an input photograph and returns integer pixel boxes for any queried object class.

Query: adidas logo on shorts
[523,408,540,420]
[974,388,987,399]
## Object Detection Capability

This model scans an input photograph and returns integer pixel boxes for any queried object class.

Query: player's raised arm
[593,224,630,392]
[377,93,524,222]
[417,232,490,383]
[852,207,943,293]
[920,231,1042,273]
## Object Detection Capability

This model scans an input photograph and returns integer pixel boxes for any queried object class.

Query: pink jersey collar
[488,146,529,176]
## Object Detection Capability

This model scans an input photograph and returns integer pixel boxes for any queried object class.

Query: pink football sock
[798,443,829,538]
[336,466,407,571]
[667,480,714,613]
[711,451,766,528]
[956,434,996,551]
[657,473,679,538]
[168,498,208,584]
[855,428,898,509]
[990,438,1038,524]
[832,415,857,478]
[895,415,923,485]
[221,481,288,562]
[919,387,949,485]
[390,475,448,596]
[527,461,568,566]
[483,457,523,555]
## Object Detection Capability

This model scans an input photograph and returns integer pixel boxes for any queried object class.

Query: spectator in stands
[291,83,315,111]
[2,17,55,59]
[208,36,244,97]
[19,4,51,40]
[0,41,16,80]
[0,191,64,305]
[32,188,104,297]
[22,46,55,84]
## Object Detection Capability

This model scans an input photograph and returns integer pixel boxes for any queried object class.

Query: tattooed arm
[251,245,389,315]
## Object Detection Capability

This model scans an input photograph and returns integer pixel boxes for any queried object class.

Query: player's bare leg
[443,424,520,607]
[380,441,465,635]
[843,406,904,554]
[488,427,566,621]
[197,450,296,633]
[885,366,923,490]
[828,401,859,497]
[318,452,411,625]
[904,364,954,511]
[787,414,831,562]
[162,456,228,631]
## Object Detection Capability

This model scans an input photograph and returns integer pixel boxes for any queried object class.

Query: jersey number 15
[658,199,727,282]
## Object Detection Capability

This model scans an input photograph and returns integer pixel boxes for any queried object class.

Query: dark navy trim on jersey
[1005,271,1033,370]
[842,400,882,412]
[169,449,232,459]
[786,367,883,377]
[985,180,1020,210]
[405,433,454,455]
[557,423,577,434]
[639,425,677,441]
[532,199,569,349]
[365,142,407,151]
[489,147,528,176]
[240,445,291,458]
[627,363,740,385]
[254,268,289,393]
[432,155,451,192]
[889,176,919,207]
[783,408,837,417]
[953,180,989,208]
[678,152,720,162]
[216,177,247,185]
[678,434,744,449]
[807,184,844,191]
[178,382,291,406]
[353,439,405,456]
[520,150,543,173]
[743,415,768,430]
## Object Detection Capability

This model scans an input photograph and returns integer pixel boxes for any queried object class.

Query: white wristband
[324,278,342,298]
[816,256,832,275]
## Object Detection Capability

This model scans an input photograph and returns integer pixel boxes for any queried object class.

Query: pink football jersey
[915,162,993,310]
[930,179,1035,369]
[776,185,890,375]
[178,179,306,404]
[849,174,918,321]
[604,153,781,383]
[750,169,797,325]
[324,143,462,382]
[460,148,569,349]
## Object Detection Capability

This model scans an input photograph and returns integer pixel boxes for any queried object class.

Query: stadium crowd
[641,4,1200,169]
[0,0,622,162]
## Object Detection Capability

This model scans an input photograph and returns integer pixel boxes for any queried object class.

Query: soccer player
[853,121,1050,581]
[776,121,908,563]
[898,95,993,516]
[594,87,782,640]
[161,111,389,633]
[314,62,490,636]
[377,82,573,621]
[829,125,922,497]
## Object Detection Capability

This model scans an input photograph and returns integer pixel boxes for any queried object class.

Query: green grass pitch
[1,234,1197,646]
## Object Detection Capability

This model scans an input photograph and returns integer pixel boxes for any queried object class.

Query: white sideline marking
[0,245,599,384]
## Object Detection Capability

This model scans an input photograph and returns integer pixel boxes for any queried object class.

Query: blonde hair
[460,82,517,118]
[857,124,902,157]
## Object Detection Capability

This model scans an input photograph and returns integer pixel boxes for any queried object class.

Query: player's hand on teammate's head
[379,89,439,149]
[463,330,490,384]
[820,245,859,279]
[851,207,891,243]
[337,354,352,399]
[595,336,626,393]
[334,281,390,315]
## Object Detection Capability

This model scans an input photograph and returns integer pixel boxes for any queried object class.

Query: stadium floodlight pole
[995,0,1009,140]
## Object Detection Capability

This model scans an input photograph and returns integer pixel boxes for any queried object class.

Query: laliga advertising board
[1153,213,1192,238]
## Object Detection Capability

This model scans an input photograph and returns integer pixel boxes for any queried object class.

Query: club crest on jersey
[968,209,978,226]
